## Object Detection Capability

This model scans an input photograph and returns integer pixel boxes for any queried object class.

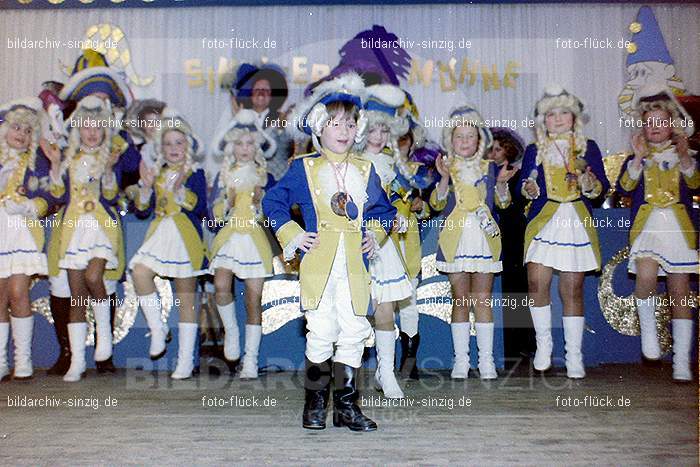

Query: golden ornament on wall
[60,23,154,87]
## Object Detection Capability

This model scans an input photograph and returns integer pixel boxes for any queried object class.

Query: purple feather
[410,143,442,167]
[305,25,412,95]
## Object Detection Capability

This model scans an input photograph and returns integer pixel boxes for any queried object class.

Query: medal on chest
[552,139,580,190]
[327,158,358,220]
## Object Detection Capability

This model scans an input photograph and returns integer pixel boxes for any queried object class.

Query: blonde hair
[222,127,267,169]
[62,115,112,177]
[443,119,490,160]
[0,107,41,169]
[152,124,195,176]
[639,99,686,141]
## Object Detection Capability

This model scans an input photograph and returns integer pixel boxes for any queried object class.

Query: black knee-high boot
[302,358,332,430]
[332,362,377,432]
[47,295,71,375]
[399,332,420,380]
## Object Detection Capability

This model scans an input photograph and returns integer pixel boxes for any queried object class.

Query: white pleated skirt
[370,236,413,303]
[628,207,699,276]
[525,202,598,272]
[0,206,47,278]
[210,232,271,279]
[437,212,502,274]
[58,214,118,271]
[130,217,206,278]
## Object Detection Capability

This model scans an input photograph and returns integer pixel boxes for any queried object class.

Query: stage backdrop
[1,3,700,156]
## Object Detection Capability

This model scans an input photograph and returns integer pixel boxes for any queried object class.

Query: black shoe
[47,296,72,375]
[96,356,116,374]
[332,363,377,432]
[150,331,173,361]
[302,358,332,430]
[399,332,420,380]
[641,355,663,367]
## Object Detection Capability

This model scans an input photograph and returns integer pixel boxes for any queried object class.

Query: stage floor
[1,364,697,465]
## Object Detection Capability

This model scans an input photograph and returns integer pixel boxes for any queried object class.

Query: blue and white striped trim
[630,249,699,267]
[0,248,41,256]
[134,251,191,265]
[532,237,591,248]
[64,244,113,256]
[370,273,410,286]
[213,252,263,266]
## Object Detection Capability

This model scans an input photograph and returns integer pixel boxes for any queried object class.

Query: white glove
[4,199,37,218]
[395,214,409,234]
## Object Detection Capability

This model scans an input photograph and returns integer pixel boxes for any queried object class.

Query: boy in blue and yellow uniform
[263,73,395,432]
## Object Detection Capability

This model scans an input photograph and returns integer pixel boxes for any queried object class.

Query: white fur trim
[287,72,366,142]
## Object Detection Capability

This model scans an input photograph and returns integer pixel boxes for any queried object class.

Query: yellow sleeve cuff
[429,187,448,211]
[182,189,198,211]
[619,167,640,192]
[31,197,48,217]
[50,181,65,199]
[276,220,304,249]
[213,198,227,220]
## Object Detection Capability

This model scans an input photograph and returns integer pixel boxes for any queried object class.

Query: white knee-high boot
[239,324,261,379]
[475,322,497,380]
[563,316,585,379]
[672,319,693,382]
[374,329,404,398]
[216,301,240,361]
[92,300,112,362]
[139,293,169,360]
[63,323,87,382]
[398,278,419,337]
[636,297,661,360]
[451,322,470,379]
[0,322,9,381]
[529,305,552,371]
[172,322,198,380]
[10,316,34,379]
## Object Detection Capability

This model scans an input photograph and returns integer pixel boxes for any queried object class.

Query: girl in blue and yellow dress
[395,93,436,380]
[616,85,699,382]
[0,98,55,382]
[518,86,609,379]
[430,106,512,381]
[208,109,275,379]
[360,84,413,399]
[263,73,395,432]
[129,110,208,380]
[45,95,127,382]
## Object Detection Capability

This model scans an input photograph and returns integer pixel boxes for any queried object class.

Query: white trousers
[304,235,372,368]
